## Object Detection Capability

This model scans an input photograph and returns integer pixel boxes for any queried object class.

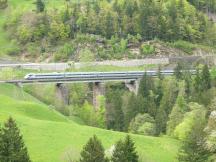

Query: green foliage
[140,44,155,55]
[155,107,167,136]
[75,101,105,128]
[167,83,187,136]
[54,43,75,61]
[79,48,95,62]
[174,103,206,140]
[80,135,107,162]
[34,0,45,13]
[17,25,33,44]
[200,64,211,91]
[0,83,180,162]
[138,73,154,98]
[26,43,40,57]
[48,21,70,42]
[107,90,124,131]
[205,111,216,155]
[129,113,156,136]
[0,117,31,162]
[111,135,139,162]
[177,112,210,162]
[169,40,196,54]
[124,94,147,130]
[188,0,216,13]
[3,0,216,58]
[0,0,7,9]
[174,62,184,80]
[4,40,21,56]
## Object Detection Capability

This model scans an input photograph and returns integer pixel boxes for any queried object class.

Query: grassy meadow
[0,83,180,162]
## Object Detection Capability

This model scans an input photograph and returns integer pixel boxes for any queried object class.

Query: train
[24,70,181,80]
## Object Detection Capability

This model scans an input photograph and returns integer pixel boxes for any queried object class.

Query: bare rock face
[207,12,216,23]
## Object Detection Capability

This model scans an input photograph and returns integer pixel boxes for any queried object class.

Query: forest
[1,0,216,61]
[23,63,216,161]
[0,0,216,161]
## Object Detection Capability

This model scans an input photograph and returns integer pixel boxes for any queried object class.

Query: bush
[17,25,33,44]
[48,21,70,42]
[79,48,95,62]
[129,113,156,136]
[54,43,75,61]
[137,122,156,136]
[26,43,40,57]
[169,40,196,54]
[73,100,106,128]
[140,44,155,55]
[5,42,21,56]
[174,103,206,140]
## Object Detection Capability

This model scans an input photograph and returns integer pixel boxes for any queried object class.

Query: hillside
[0,84,179,162]
[0,0,216,62]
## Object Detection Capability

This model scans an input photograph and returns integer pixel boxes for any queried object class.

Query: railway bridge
[0,70,191,109]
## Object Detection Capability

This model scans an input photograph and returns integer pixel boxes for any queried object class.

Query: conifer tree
[35,0,45,13]
[167,95,187,136]
[155,107,167,135]
[174,62,183,80]
[112,90,124,131]
[138,72,154,98]
[194,68,201,93]
[200,64,211,91]
[178,117,211,162]
[111,135,138,162]
[0,117,31,162]
[80,135,107,162]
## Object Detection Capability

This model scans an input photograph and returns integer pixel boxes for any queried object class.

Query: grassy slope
[0,84,179,162]
[0,0,65,56]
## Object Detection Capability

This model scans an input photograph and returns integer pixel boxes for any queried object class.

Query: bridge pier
[93,82,105,110]
[55,83,70,107]
[125,79,140,95]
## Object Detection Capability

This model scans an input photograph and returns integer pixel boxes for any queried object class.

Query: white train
[24,70,178,80]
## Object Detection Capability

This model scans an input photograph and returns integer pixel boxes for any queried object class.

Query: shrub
[48,21,70,42]
[129,113,156,136]
[79,48,95,62]
[54,43,75,61]
[169,40,196,54]
[26,43,40,57]
[174,103,206,140]
[140,44,155,55]
[17,25,33,44]
[5,41,21,56]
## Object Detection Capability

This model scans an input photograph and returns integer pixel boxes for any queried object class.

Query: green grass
[0,0,67,57]
[0,83,180,162]
[68,64,158,72]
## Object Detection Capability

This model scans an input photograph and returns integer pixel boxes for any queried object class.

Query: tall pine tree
[200,64,211,91]
[80,135,107,162]
[35,0,45,13]
[0,117,31,162]
[178,117,211,162]
[111,135,138,162]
